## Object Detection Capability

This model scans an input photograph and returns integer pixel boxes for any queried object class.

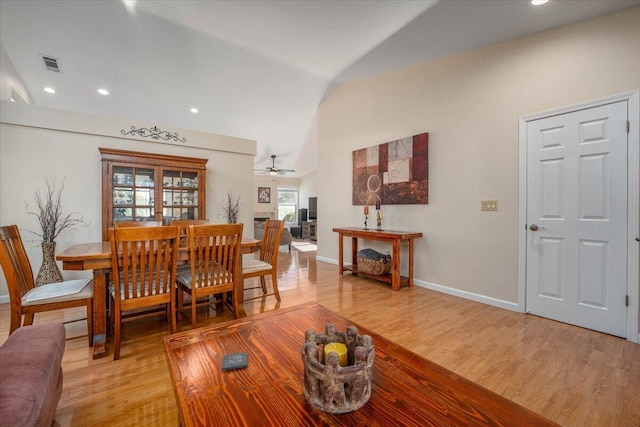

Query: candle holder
[363,214,368,230]
[302,323,374,414]
[376,210,383,231]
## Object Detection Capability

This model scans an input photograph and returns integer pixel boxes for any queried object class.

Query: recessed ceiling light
[44,87,56,94]
[97,88,109,95]
[122,0,137,15]
[190,108,198,113]
[530,0,549,5]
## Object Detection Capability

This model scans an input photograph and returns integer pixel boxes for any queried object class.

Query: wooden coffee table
[164,303,558,426]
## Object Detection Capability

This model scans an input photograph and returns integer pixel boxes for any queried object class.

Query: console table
[333,227,423,290]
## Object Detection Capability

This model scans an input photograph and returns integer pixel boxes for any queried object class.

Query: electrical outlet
[481,199,498,211]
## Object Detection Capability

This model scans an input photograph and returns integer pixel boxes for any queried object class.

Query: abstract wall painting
[352,132,428,205]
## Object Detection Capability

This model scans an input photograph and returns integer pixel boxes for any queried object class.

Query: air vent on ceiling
[40,54,61,73]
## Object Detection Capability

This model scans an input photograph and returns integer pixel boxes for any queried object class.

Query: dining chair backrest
[0,225,36,303]
[114,220,163,228]
[187,223,243,291]
[259,219,284,266]
[109,225,179,304]
[170,219,208,245]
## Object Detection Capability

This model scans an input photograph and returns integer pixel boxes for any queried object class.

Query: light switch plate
[481,199,498,211]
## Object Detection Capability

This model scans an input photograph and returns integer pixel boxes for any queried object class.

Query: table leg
[408,239,415,287]
[391,240,401,291]
[233,254,247,318]
[338,233,344,274]
[351,237,358,274]
[91,268,108,359]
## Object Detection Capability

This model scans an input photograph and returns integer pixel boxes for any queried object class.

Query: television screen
[308,197,317,220]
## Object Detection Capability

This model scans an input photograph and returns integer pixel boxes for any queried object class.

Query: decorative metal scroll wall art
[121,125,186,143]
[353,132,428,205]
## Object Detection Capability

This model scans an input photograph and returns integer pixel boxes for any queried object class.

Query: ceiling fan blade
[254,155,294,174]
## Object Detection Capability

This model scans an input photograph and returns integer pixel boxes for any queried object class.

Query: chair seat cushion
[108,278,172,299]
[22,278,93,306]
[242,259,273,275]
[176,271,232,289]
[175,264,192,276]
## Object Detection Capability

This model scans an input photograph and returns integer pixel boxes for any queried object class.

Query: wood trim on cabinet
[98,147,207,169]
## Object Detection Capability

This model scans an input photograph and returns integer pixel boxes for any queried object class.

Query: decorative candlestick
[376,201,383,231]
[363,205,369,230]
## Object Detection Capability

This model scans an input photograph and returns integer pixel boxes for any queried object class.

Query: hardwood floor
[1,248,639,426]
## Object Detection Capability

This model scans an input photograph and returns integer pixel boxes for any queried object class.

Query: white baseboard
[316,256,519,313]
[413,279,520,312]
[0,295,9,304]
[316,255,337,265]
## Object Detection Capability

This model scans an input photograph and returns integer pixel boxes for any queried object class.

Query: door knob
[530,224,544,231]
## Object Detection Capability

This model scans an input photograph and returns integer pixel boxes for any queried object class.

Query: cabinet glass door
[112,166,156,224]
[162,169,199,223]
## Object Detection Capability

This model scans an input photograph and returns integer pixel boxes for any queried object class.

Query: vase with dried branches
[222,190,241,224]
[25,178,86,286]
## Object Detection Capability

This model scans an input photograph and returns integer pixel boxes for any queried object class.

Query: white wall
[252,174,300,218]
[317,8,640,307]
[298,170,317,210]
[0,42,31,104]
[0,101,256,300]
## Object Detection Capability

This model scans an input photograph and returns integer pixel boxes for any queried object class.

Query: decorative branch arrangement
[222,190,241,224]
[121,125,186,143]
[25,178,86,242]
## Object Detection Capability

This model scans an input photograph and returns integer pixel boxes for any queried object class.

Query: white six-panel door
[526,101,628,337]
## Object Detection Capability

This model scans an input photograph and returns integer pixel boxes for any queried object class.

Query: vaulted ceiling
[1,0,638,177]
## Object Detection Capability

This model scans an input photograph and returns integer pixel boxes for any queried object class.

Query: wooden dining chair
[170,219,208,245]
[242,219,284,302]
[0,225,94,344]
[108,225,179,359]
[170,219,209,276]
[114,220,162,228]
[176,223,243,328]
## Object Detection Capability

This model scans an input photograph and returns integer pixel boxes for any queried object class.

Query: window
[277,187,298,224]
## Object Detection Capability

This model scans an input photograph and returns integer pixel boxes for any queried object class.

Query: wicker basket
[357,249,391,275]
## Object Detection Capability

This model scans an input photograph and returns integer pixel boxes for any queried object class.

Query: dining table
[56,236,260,359]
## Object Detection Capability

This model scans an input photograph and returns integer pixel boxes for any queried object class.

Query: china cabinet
[100,148,207,240]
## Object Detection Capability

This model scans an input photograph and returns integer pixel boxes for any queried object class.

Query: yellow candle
[323,342,348,367]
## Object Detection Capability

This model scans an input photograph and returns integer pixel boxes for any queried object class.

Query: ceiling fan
[255,155,295,176]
